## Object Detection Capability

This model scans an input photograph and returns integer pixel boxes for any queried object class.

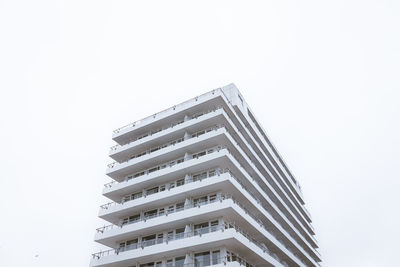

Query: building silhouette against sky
[90,84,321,267]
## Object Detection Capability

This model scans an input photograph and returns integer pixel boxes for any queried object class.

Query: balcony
[109,108,313,233]
[91,223,288,267]
[97,185,319,265]
[110,108,224,157]
[100,150,319,262]
[106,128,229,180]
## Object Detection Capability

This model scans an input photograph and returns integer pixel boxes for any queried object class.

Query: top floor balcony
[111,89,228,146]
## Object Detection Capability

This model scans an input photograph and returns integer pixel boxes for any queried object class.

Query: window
[231,253,237,262]
[210,220,219,232]
[160,185,166,192]
[175,228,185,239]
[157,233,164,244]
[122,214,140,226]
[140,263,154,267]
[167,205,175,214]
[167,231,173,241]
[194,196,207,207]
[193,171,207,182]
[209,194,217,203]
[159,208,165,216]
[175,256,185,267]
[194,222,209,235]
[134,171,145,178]
[169,182,175,189]
[150,147,160,153]
[142,234,156,247]
[137,151,146,157]
[176,178,185,187]
[195,251,210,267]
[193,174,200,182]
[146,187,159,196]
[176,202,184,212]
[212,250,220,265]
[129,214,140,223]
[155,262,162,267]
[144,209,157,219]
[208,170,216,177]
[193,151,206,159]
[160,164,167,169]
[126,239,138,250]
[166,260,173,267]
[148,166,159,173]
[133,191,143,199]
[123,191,142,202]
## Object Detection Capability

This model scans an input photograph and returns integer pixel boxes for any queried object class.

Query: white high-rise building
[90,84,321,267]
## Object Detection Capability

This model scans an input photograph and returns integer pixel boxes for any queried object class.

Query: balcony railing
[107,126,225,169]
[100,169,225,210]
[105,141,316,250]
[124,125,222,163]
[111,107,223,151]
[92,222,288,266]
[107,122,317,262]
[98,170,317,265]
[104,148,224,189]
[112,89,220,134]
[110,108,307,230]
[104,145,225,188]
[97,194,227,233]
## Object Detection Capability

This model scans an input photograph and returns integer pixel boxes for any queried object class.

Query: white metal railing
[92,222,286,265]
[107,126,225,169]
[100,168,224,210]
[104,129,317,261]
[104,145,225,188]
[98,170,317,264]
[98,194,226,232]
[119,169,223,204]
[112,89,220,135]
[125,125,222,162]
[111,107,223,151]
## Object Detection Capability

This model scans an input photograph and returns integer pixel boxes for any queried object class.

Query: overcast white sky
[0,1,399,266]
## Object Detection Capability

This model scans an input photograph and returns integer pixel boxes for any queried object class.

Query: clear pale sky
[0,1,399,266]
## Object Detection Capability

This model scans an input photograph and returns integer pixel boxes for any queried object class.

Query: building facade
[90,84,321,267]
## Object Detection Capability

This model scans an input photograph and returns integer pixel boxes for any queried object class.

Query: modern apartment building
[90,84,321,267]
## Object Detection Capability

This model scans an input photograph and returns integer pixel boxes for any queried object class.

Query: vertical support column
[184,173,191,183]
[184,131,191,140]
[184,152,191,162]
[161,258,167,267]
[142,188,147,198]
[184,252,194,266]
[218,218,225,230]
[220,247,228,264]
[184,197,192,209]
[184,223,192,238]
[184,115,190,122]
